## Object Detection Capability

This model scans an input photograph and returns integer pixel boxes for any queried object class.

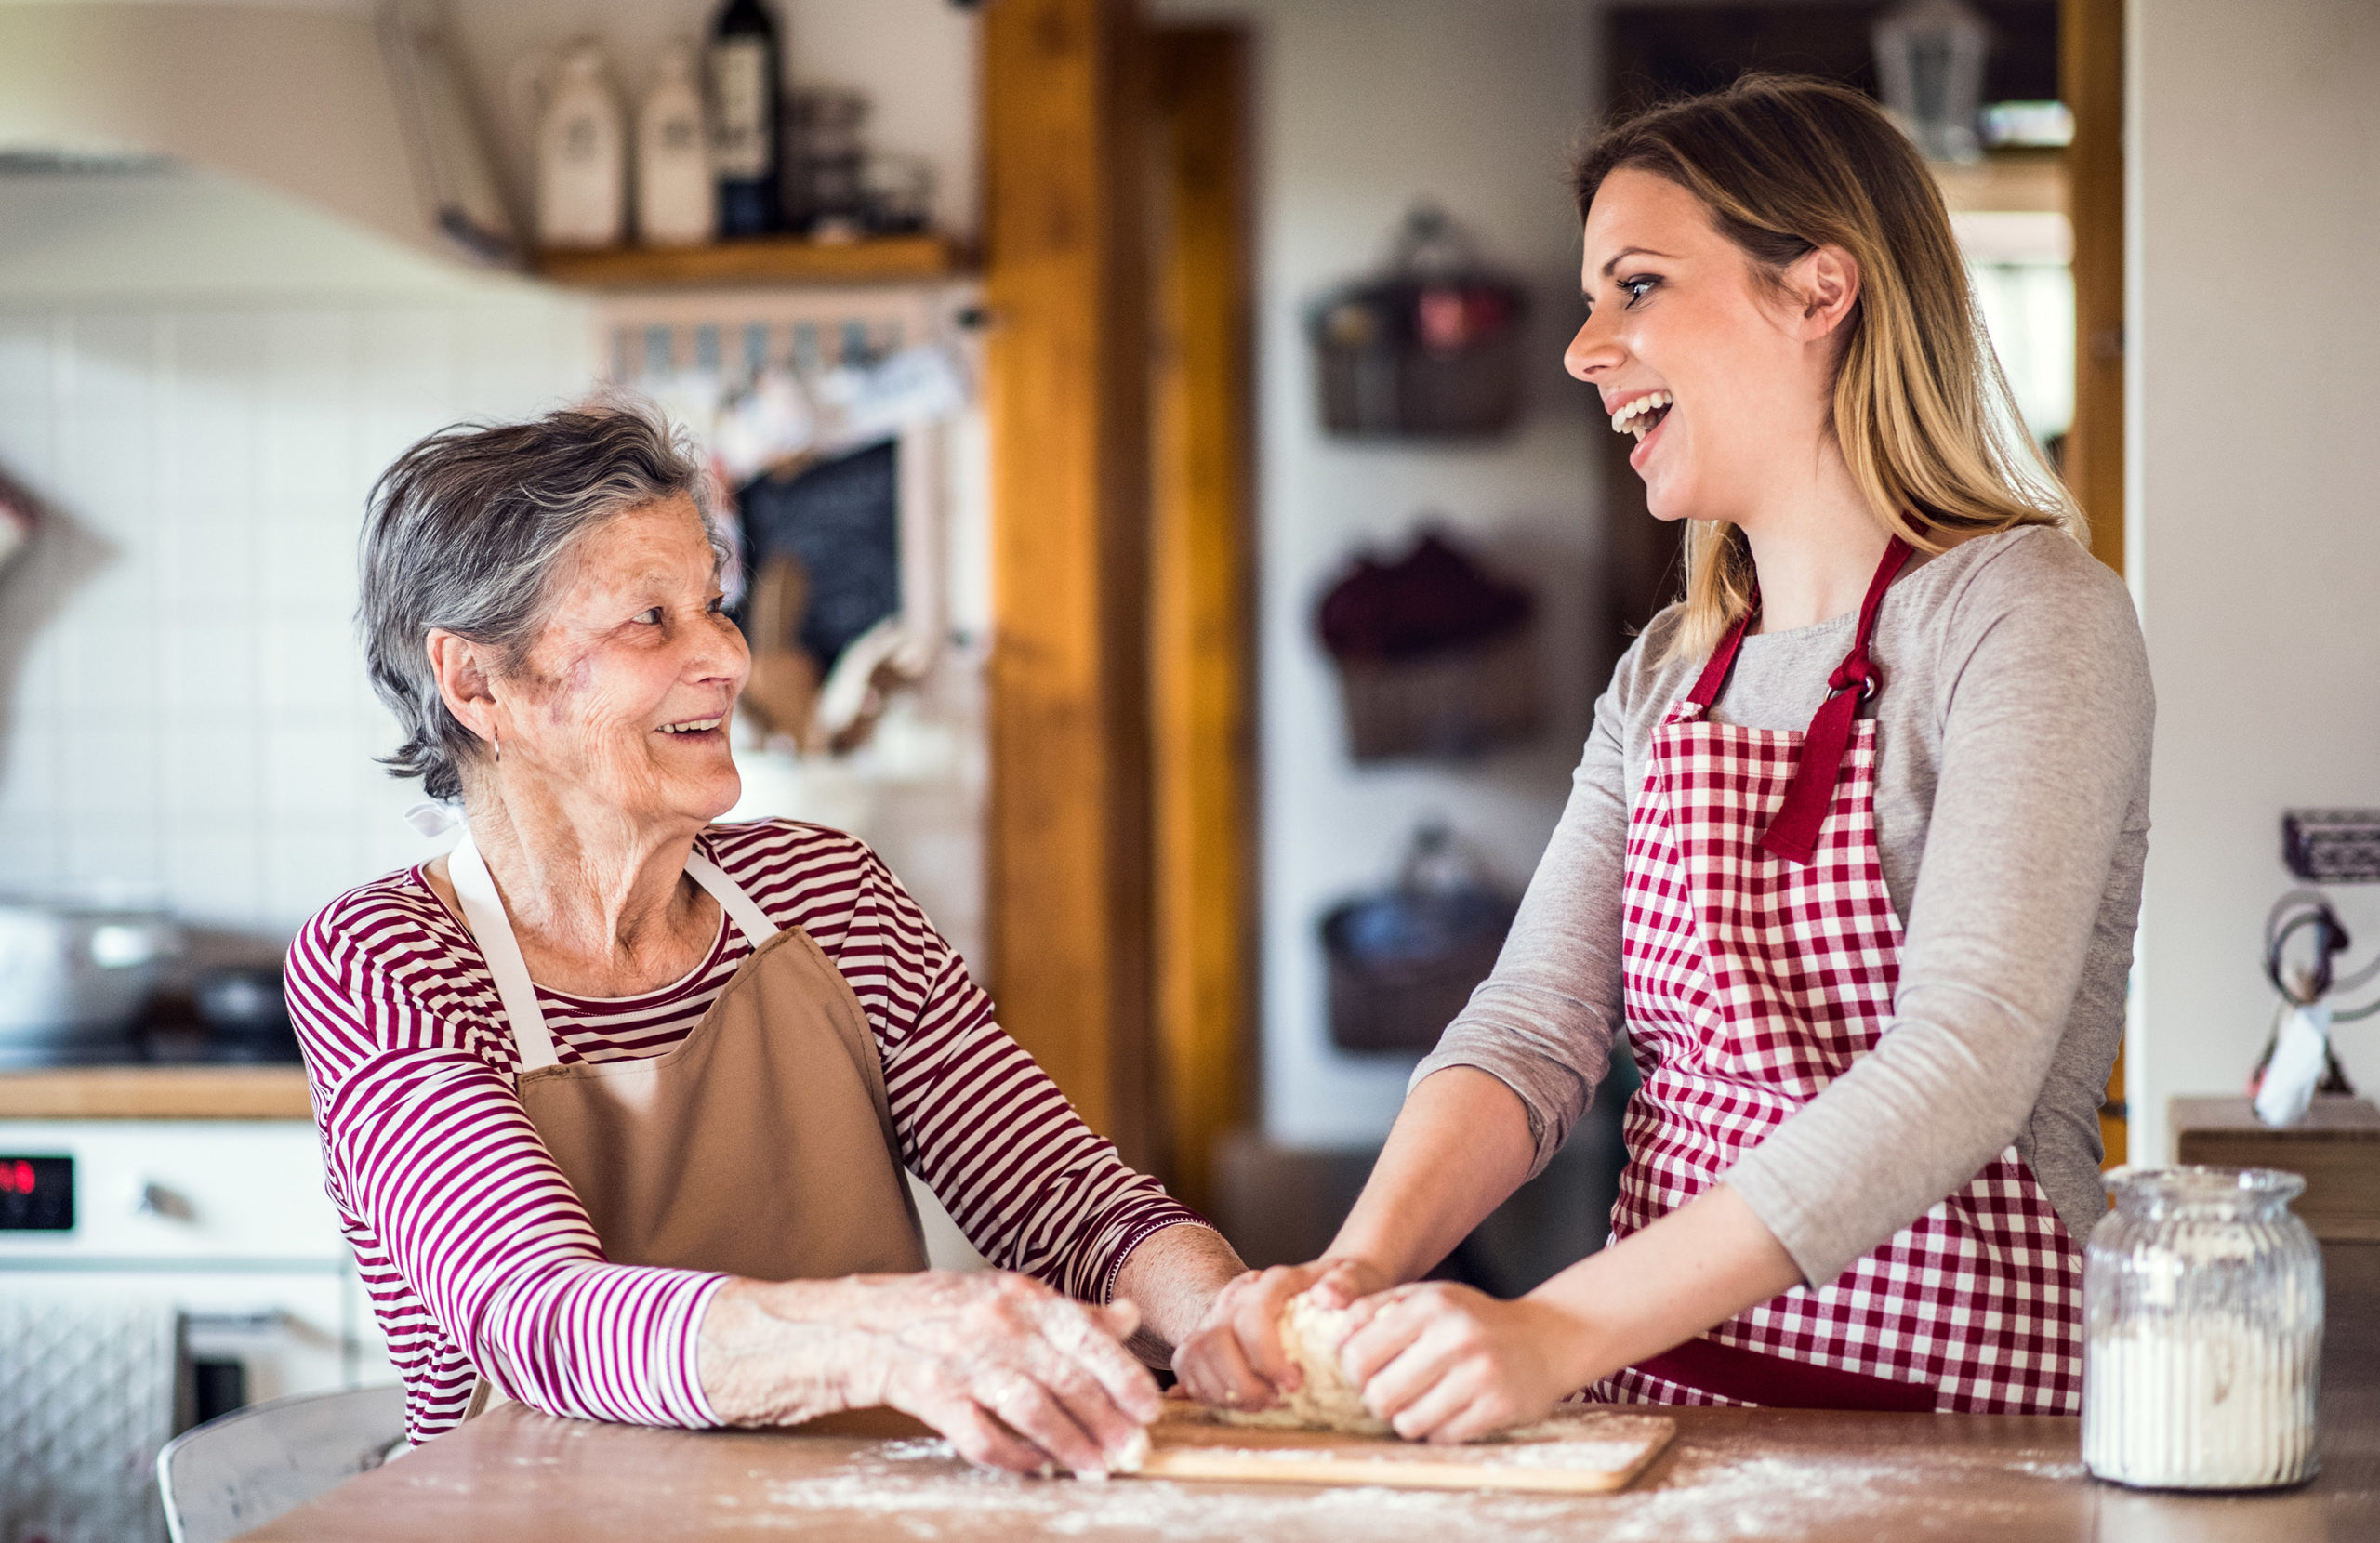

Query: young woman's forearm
[1527,1181,1802,1387]
[1328,1067,1539,1284]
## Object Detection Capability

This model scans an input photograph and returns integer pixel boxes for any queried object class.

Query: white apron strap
[448,830,561,1072]
[683,851,777,948]
[447,830,783,1075]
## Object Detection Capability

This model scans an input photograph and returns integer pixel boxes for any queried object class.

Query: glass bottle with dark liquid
[707,0,782,237]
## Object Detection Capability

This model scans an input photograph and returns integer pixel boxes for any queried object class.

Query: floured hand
[1214,1289,1390,1435]
[1170,1257,1388,1415]
[697,1271,1160,1476]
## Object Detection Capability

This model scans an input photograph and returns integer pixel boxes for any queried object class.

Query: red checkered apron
[1590,538,2083,1415]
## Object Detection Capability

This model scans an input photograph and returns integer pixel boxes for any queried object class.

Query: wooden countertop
[245,1245,2380,1541]
[0,1064,312,1120]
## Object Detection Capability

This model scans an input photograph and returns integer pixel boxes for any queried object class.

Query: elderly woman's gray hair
[360,400,725,801]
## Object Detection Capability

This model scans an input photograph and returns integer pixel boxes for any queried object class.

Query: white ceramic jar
[2082,1166,2323,1489]
[536,42,626,250]
[636,44,714,247]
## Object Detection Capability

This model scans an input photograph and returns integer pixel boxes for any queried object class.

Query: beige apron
[447,828,929,1418]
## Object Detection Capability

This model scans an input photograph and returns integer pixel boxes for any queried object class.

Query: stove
[0,1003,304,1072]
[0,1034,304,1072]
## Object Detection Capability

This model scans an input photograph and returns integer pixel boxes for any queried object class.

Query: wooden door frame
[1147,22,1255,1216]
[981,0,1156,1163]
[2063,0,2127,1166]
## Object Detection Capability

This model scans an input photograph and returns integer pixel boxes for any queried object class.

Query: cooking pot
[0,899,184,1048]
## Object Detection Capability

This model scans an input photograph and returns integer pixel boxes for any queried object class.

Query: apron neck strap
[446,830,781,1074]
[1758,535,1914,864]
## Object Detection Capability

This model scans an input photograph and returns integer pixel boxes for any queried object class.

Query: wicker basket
[1315,323,1524,440]
[1333,625,1540,762]
[1321,839,1516,1055]
[1308,204,1527,441]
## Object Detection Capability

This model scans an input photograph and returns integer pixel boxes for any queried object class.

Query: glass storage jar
[2082,1166,2323,1489]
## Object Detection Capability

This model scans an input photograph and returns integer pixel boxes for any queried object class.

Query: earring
[492,728,500,764]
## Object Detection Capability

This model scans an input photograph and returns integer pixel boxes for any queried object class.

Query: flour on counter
[751,1429,2075,1543]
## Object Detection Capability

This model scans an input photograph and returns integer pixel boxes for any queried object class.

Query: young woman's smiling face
[1565,167,1845,526]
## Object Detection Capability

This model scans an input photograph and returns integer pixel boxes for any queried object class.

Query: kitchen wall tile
[0,314,56,403]
[160,720,261,821]
[58,571,164,712]
[258,620,363,715]
[0,810,64,893]
[59,724,163,818]
[262,818,375,931]
[60,812,169,900]
[0,293,592,945]
[163,826,268,932]
[261,722,366,820]
[159,623,259,718]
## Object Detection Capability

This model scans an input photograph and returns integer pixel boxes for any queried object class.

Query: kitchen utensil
[0,900,182,1049]
[1130,1403,1673,1493]
[192,967,294,1048]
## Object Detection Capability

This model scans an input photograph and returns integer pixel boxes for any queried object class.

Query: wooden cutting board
[1128,1403,1675,1494]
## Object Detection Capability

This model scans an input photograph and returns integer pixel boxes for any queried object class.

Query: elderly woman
[289,404,1246,1471]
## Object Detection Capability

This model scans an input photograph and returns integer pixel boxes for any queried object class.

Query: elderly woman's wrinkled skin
[425,495,747,998]
[415,495,1243,1475]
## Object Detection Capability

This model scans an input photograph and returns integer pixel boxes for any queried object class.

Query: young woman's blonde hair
[1573,74,2082,662]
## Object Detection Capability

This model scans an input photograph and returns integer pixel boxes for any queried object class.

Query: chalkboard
[734,440,900,673]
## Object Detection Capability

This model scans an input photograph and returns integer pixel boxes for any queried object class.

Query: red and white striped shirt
[286,819,1206,1444]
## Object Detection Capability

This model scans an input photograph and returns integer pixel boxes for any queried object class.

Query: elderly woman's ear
[424,628,502,755]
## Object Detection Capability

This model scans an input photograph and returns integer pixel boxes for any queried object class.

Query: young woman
[1175,76,2150,1440]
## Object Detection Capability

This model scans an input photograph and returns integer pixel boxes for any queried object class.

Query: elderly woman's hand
[697,1271,1161,1475]
[1169,1255,1390,1414]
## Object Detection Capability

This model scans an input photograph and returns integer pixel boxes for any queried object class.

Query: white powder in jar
[2081,1312,2320,1488]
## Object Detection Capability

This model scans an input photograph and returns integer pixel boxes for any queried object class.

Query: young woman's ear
[1790,244,1862,340]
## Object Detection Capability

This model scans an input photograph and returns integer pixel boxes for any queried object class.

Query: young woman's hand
[1337,1281,1594,1444]
[698,1271,1161,1475]
[1169,1256,1390,1413]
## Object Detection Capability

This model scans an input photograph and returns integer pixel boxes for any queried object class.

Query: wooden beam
[1147,25,1254,1216]
[2064,0,2125,580]
[981,0,1154,1161]
[2064,0,2127,1168]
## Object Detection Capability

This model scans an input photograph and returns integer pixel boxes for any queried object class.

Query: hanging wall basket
[1308,203,1528,440]
[1316,529,1541,762]
[1321,823,1518,1054]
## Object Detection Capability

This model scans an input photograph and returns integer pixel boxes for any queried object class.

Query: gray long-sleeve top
[1413,525,2152,1286]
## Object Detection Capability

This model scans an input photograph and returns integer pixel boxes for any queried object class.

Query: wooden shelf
[0,1065,314,1121]
[535,231,963,289]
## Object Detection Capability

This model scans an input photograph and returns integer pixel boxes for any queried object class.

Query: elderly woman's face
[497,495,748,824]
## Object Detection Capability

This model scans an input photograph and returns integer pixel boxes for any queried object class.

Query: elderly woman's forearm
[1329,1067,1537,1284]
[1109,1223,1244,1364]
[694,1277,860,1425]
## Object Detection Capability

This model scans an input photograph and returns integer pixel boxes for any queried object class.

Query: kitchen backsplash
[0,296,594,941]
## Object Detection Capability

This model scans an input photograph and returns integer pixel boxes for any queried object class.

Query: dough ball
[1217,1289,1391,1437]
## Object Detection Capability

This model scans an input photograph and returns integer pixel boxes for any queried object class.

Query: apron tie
[1689,536,1914,865]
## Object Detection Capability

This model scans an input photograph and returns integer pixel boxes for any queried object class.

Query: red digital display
[0,1154,71,1229]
